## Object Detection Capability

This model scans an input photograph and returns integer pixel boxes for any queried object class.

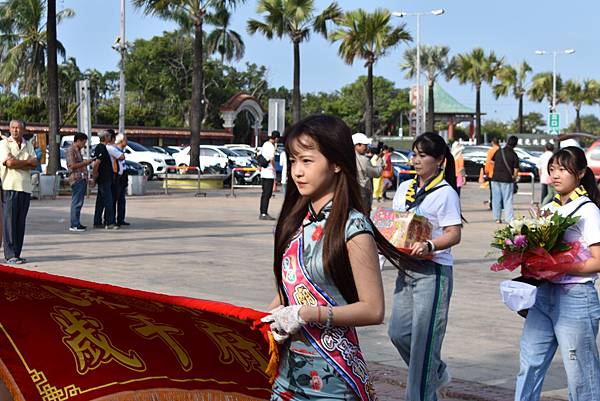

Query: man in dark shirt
[490,135,520,224]
[92,130,118,229]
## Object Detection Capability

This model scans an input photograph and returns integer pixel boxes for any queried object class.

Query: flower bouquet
[490,211,582,280]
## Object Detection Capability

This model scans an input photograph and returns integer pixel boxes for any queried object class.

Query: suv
[586,140,600,181]
[174,145,230,170]
[123,140,175,179]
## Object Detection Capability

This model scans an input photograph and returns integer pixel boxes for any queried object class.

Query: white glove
[261,306,288,344]
[261,305,306,336]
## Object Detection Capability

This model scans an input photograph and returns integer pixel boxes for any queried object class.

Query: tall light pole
[535,48,575,112]
[113,0,127,136]
[392,9,444,136]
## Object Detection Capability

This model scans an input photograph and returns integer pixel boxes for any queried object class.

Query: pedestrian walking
[483,138,500,209]
[262,114,417,401]
[353,133,383,212]
[515,146,600,401]
[92,130,118,229]
[108,133,129,227]
[536,142,554,204]
[0,120,37,264]
[389,132,462,401]
[258,130,279,220]
[491,136,520,224]
[451,141,466,197]
[66,132,94,232]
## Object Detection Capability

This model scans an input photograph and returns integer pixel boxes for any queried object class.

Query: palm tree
[449,48,503,143]
[0,0,73,97]
[248,0,342,123]
[401,45,450,132]
[133,0,244,168]
[330,9,411,136]
[561,79,598,132]
[46,0,60,174]
[493,61,532,133]
[527,72,563,112]
[206,6,244,64]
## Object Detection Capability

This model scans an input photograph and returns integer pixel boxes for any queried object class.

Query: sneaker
[118,221,131,226]
[259,214,276,221]
[78,224,87,230]
[106,224,120,230]
[69,226,86,232]
[17,257,27,264]
[6,258,23,265]
[93,224,104,229]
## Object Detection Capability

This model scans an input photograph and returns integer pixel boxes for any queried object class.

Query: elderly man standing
[0,120,37,264]
[353,132,383,211]
[66,132,94,232]
[92,130,118,229]
[108,133,128,227]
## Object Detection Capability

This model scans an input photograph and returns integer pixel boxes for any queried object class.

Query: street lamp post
[535,48,575,112]
[112,0,127,137]
[392,9,444,137]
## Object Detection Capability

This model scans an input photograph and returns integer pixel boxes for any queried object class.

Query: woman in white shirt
[389,133,462,401]
[515,146,600,401]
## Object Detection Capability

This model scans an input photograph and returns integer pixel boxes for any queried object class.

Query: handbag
[256,154,269,168]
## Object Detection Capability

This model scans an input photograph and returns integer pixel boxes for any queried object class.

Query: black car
[463,157,538,182]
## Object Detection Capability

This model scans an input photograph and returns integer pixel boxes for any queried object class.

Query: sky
[59,0,600,127]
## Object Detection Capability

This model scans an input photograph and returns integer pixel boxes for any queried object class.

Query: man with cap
[353,132,383,211]
[258,130,280,220]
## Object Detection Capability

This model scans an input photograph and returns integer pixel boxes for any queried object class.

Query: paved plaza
[16,182,595,400]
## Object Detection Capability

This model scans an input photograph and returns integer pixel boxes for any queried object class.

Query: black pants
[3,190,31,260]
[260,178,274,215]
[94,180,114,226]
[112,174,128,225]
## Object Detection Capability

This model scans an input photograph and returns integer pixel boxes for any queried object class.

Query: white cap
[499,280,538,312]
[352,133,372,145]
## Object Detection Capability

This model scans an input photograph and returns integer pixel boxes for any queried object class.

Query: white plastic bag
[499,280,538,312]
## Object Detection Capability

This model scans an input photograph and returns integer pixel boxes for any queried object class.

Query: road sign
[548,113,560,135]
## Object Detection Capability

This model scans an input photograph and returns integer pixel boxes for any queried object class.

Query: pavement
[12,181,597,400]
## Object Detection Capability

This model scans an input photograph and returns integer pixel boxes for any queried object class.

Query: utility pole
[117,0,126,136]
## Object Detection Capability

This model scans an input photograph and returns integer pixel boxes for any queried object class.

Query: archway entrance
[219,93,264,146]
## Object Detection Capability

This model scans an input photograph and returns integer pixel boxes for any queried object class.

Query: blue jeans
[94,180,114,226]
[388,261,453,401]
[491,181,514,222]
[70,179,87,228]
[515,282,600,401]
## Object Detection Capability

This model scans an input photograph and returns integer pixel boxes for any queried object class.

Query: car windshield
[128,141,150,152]
[218,147,239,157]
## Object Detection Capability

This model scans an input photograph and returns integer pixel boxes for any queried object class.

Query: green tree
[206,6,244,63]
[248,0,342,123]
[0,0,73,96]
[401,44,451,132]
[482,119,509,141]
[133,0,245,168]
[567,114,600,135]
[493,61,532,134]
[330,8,411,136]
[561,79,598,132]
[449,48,503,143]
[528,72,562,112]
[509,112,545,134]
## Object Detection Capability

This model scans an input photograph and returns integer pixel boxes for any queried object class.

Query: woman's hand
[410,241,431,257]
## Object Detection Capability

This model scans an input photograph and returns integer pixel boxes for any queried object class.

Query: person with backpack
[258,130,280,220]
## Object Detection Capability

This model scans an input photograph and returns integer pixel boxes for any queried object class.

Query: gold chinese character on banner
[195,319,268,377]
[43,286,128,310]
[51,307,145,374]
[127,313,192,372]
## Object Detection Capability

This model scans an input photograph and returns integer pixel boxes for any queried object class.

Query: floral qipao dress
[271,202,375,401]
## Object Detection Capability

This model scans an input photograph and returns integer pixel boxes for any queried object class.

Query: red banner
[0,265,276,401]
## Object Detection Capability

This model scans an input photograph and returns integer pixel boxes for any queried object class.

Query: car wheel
[251,176,261,186]
[141,163,154,180]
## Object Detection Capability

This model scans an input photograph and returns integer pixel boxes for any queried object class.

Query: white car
[174,145,232,170]
[124,140,175,178]
[218,147,253,167]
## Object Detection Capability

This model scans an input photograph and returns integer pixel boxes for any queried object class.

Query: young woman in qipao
[389,132,462,401]
[261,115,417,401]
[515,147,600,401]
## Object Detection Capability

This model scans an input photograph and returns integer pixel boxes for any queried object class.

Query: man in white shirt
[536,142,554,204]
[353,133,383,211]
[259,131,280,220]
[108,133,129,227]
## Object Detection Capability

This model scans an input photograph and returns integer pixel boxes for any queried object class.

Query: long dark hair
[274,115,418,305]
[412,132,457,192]
[548,146,600,208]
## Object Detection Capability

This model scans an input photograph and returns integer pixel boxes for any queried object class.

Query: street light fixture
[392,9,445,136]
[535,48,576,112]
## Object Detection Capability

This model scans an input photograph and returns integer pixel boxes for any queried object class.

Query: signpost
[548,113,560,135]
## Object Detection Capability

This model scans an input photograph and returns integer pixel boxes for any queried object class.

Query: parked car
[218,146,253,167]
[124,160,145,176]
[463,157,538,182]
[123,140,175,179]
[174,145,230,171]
[161,146,183,156]
[151,146,168,154]
[586,139,600,181]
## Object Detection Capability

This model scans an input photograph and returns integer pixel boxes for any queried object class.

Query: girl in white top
[389,133,462,401]
[515,146,600,401]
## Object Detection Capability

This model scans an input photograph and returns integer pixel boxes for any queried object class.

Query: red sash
[281,231,377,401]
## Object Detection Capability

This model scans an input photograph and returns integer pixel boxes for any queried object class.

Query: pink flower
[310,371,323,391]
[505,239,513,246]
[514,235,528,248]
